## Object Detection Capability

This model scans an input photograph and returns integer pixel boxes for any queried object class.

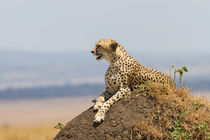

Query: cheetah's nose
[91,51,94,54]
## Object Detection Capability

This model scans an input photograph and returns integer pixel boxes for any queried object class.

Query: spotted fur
[91,39,175,123]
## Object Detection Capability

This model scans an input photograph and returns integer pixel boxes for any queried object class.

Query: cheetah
[91,39,175,124]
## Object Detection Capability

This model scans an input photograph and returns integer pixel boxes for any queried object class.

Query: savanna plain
[0,97,93,140]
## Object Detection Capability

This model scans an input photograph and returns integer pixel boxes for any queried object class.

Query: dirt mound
[54,83,210,140]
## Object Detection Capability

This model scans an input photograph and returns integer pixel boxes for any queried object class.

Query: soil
[53,86,210,140]
[53,92,158,140]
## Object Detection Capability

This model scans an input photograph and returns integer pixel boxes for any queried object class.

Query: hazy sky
[0,0,210,53]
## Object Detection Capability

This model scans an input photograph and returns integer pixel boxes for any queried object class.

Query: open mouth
[96,54,103,60]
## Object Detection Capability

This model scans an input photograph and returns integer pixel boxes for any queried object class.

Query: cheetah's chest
[105,69,120,94]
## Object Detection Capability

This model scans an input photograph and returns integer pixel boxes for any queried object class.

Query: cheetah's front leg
[94,87,131,123]
[93,90,112,112]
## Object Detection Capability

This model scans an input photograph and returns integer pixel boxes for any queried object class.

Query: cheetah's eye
[96,45,101,48]
[96,45,101,51]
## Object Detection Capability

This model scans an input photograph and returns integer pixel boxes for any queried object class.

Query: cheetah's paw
[93,112,105,124]
[93,101,104,112]
[93,116,104,124]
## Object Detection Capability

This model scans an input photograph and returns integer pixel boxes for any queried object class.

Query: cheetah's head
[91,39,125,63]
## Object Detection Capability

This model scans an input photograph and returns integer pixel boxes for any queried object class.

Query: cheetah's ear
[110,42,118,51]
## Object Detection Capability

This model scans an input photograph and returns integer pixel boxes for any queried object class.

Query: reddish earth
[53,92,160,140]
[54,86,210,140]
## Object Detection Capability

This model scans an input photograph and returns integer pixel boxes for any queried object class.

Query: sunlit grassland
[0,97,93,140]
[0,125,59,140]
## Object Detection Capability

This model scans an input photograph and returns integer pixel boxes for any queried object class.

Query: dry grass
[132,82,210,140]
[0,125,59,140]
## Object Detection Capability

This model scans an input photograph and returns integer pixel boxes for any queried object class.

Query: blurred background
[0,0,210,139]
